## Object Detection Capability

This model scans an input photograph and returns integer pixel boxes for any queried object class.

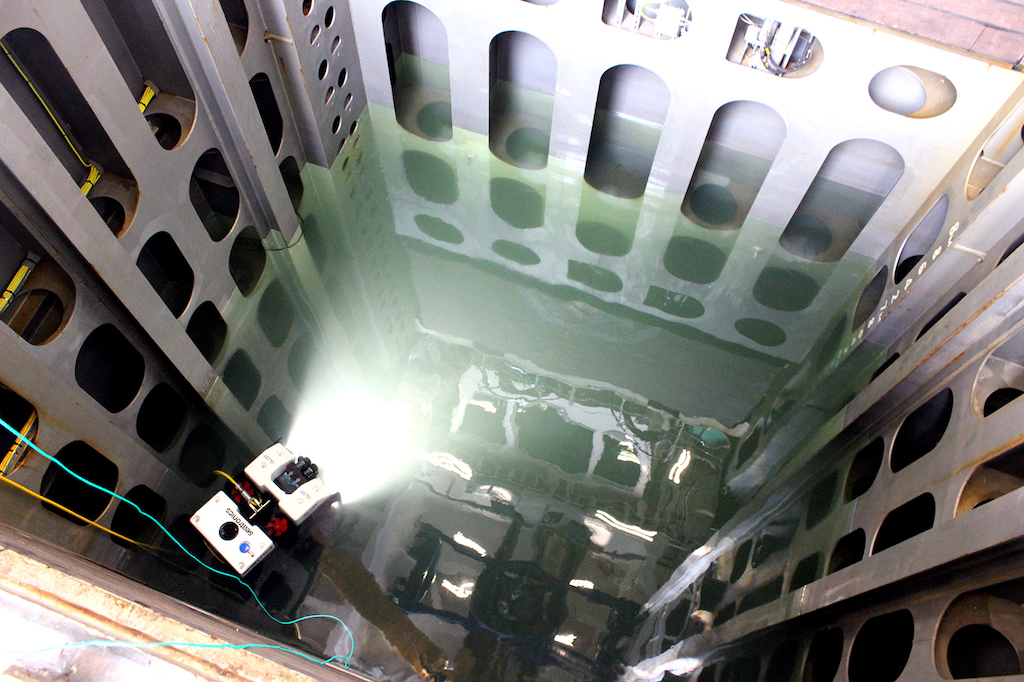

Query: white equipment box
[191,491,274,576]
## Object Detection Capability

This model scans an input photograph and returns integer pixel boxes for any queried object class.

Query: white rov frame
[244,443,332,524]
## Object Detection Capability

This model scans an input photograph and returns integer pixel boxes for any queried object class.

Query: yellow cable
[213,469,238,487]
[0,264,33,315]
[0,474,163,551]
[80,166,101,196]
[214,470,263,514]
[0,412,35,474]
[0,40,91,169]
[138,85,156,113]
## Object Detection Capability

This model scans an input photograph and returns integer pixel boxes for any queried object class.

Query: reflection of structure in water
[337,335,728,679]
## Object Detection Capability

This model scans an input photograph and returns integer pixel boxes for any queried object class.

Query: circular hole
[806,472,838,530]
[505,127,549,169]
[870,67,927,116]
[4,289,65,345]
[948,624,1020,678]
[89,196,126,236]
[332,116,341,134]
[349,120,358,135]
[663,237,726,284]
[318,59,329,80]
[869,66,956,118]
[109,484,167,546]
[337,67,348,88]
[689,184,739,226]
[415,100,452,140]
[845,438,883,502]
[324,86,334,105]
[566,260,623,293]
[76,325,145,412]
[402,150,458,204]
[228,226,266,297]
[891,388,953,472]
[780,214,832,259]
[805,629,843,682]
[492,239,541,265]
[338,137,347,153]
[735,318,787,347]
[852,266,888,329]
[737,424,761,466]
[190,148,239,241]
[310,24,320,44]
[414,214,464,245]
[302,0,313,16]
[849,610,914,682]
[576,221,628,255]
[344,92,353,110]
[984,387,1023,416]
[186,302,228,363]
[179,424,226,486]
[730,540,752,582]
[828,529,865,574]
[324,5,335,27]
[145,113,182,150]
[492,178,545,230]
[342,157,349,171]
[41,442,118,523]
[331,35,341,53]
[752,266,820,312]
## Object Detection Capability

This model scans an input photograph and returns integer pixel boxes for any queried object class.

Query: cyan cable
[0,416,354,667]
[0,637,348,666]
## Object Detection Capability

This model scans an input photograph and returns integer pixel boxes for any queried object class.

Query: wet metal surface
[120,109,891,681]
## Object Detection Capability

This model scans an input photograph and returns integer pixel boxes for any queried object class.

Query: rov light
[244,444,330,524]
[286,390,416,504]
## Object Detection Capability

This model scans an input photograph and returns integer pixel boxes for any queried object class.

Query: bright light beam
[287,390,416,504]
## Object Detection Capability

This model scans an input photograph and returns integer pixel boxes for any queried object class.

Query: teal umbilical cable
[0,415,354,667]
[0,638,348,665]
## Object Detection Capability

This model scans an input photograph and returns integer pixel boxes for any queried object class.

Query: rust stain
[951,430,1024,479]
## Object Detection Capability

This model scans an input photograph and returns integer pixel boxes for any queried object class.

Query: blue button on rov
[239,542,251,553]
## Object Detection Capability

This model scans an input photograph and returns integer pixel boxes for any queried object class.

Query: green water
[169,102,891,682]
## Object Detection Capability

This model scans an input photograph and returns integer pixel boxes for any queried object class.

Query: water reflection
[147,98,887,681]
[306,337,727,680]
